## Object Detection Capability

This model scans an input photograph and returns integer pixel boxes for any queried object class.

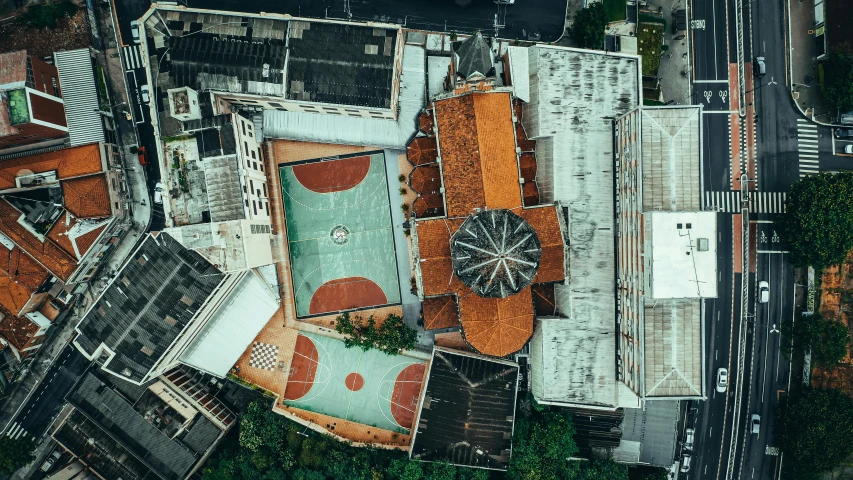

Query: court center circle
[345,372,365,391]
[330,224,350,245]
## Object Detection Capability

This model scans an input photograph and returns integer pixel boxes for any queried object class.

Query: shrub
[24,0,77,29]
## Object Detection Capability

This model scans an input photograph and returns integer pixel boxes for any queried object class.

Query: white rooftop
[180,270,279,377]
[164,220,273,272]
[649,211,718,299]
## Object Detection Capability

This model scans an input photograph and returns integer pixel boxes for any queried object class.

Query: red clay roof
[413,194,445,218]
[0,51,27,86]
[433,92,522,217]
[407,136,438,166]
[48,213,107,260]
[0,305,40,353]
[418,110,434,135]
[62,174,111,218]
[422,295,459,330]
[416,218,465,297]
[75,223,107,255]
[0,244,49,315]
[0,143,103,190]
[519,206,565,284]
[458,287,534,357]
[409,165,442,195]
[0,199,77,281]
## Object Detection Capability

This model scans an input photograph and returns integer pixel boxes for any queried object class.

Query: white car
[154,182,164,204]
[845,144,853,154]
[140,84,150,104]
[40,449,62,472]
[684,428,695,450]
[759,281,770,303]
[680,454,692,472]
[751,414,761,434]
[130,20,141,44]
[716,367,728,393]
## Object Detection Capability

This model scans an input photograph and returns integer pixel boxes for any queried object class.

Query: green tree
[779,172,853,269]
[24,0,77,29]
[637,468,669,480]
[457,467,491,480]
[821,54,853,112]
[577,459,629,480]
[508,410,580,480]
[425,460,458,480]
[776,388,853,476]
[388,458,425,480]
[335,312,418,355]
[572,3,607,49]
[0,437,36,476]
[782,313,850,366]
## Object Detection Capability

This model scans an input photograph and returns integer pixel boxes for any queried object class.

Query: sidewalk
[650,0,692,104]
[788,0,837,123]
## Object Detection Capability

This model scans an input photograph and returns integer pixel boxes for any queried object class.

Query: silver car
[716,367,728,393]
[130,20,141,44]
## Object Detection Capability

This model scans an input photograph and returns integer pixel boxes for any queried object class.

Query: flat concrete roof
[649,211,718,299]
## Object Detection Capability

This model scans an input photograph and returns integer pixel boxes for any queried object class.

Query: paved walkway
[650,0,692,104]
[788,0,837,124]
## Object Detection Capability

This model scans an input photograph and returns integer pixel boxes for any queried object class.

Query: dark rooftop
[75,233,224,383]
[453,32,494,79]
[66,371,200,480]
[411,348,518,470]
[167,33,287,96]
[286,21,398,109]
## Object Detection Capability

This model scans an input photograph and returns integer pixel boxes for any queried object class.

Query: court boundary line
[292,259,402,317]
[377,362,426,430]
[291,154,373,194]
[283,336,334,404]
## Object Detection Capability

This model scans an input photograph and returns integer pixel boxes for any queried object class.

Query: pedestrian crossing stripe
[122,45,143,71]
[796,121,821,177]
[704,191,787,214]
[4,422,29,440]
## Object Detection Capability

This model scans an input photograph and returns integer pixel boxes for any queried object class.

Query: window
[251,150,256,159]
[265,202,269,213]
[254,162,258,170]
[262,184,267,197]
[243,185,247,193]
[250,224,271,234]
[250,180,254,192]
[241,121,246,136]
[244,141,248,155]
[269,102,283,108]
[245,199,249,207]
[253,201,258,216]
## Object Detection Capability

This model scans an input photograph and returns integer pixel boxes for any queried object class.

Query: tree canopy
[334,312,418,355]
[782,313,850,366]
[779,172,853,269]
[0,436,36,476]
[572,3,607,50]
[821,54,853,112]
[776,388,853,476]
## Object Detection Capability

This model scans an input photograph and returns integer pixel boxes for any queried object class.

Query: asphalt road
[3,346,89,442]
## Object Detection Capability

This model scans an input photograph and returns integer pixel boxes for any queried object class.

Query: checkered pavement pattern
[249,342,280,371]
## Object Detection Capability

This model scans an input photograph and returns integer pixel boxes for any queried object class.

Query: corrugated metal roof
[262,45,424,148]
[54,49,105,147]
[640,106,702,211]
[643,299,703,397]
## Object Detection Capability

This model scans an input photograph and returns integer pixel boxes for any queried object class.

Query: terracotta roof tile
[406,136,438,166]
[422,295,459,330]
[0,199,77,281]
[0,51,27,86]
[416,218,465,296]
[47,213,107,259]
[522,181,540,206]
[413,194,444,218]
[0,144,103,190]
[62,174,111,218]
[0,306,40,352]
[0,243,47,315]
[409,165,442,195]
[458,287,533,357]
[75,223,107,255]
[532,283,556,316]
[418,109,434,135]
[519,206,565,284]
[519,153,537,181]
[472,93,523,210]
[433,95,486,215]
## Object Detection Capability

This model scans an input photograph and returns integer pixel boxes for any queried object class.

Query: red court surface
[309,277,388,315]
[284,336,319,401]
[292,155,371,193]
[345,372,365,392]
[390,364,426,427]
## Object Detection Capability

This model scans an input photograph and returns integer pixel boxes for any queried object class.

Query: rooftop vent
[697,238,709,251]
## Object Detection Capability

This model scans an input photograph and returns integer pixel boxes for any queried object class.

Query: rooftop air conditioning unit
[697,238,709,251]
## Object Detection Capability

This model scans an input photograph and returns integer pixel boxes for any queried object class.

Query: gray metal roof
[411,348,518,470]
[643,299,703,397]
[53,49,105,147]
[182,416,221,454]
[263,44,424,148]
[203,155,246,222]
[75,233,225,384]
[453,32,494,79]
[640,107,702,211]
[286,21,398,108]
[617,401,679,467]
[67,372,199,480]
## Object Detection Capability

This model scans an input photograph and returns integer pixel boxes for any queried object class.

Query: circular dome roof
[450,209,541,298]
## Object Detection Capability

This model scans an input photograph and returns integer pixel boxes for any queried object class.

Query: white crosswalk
[123,45,144,71]
[4,422,29,440]
[704,191,787,214]
[797,118,820,178]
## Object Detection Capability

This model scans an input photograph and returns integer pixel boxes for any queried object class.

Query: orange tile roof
[422,296,459,330]
[406,136,438,166]
[519,206,566,284]
[0,199,77,281]
[0,306,40,353]
[522,181,539,206]
[433,92,521,217]
[418,110,434,135]
[409,165,442,195]
[458,287,533,357]
[0,144,103,190]
[47,213,107,259]
[62,174,111,218]
[416,218,465,296]
[75,223,107,255]
[0,245,49,315]
[413,194,444,218]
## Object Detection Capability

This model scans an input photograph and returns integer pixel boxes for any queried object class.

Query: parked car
[130,20,141,44]
[835,128,853,139]
[680,454,692,472]
[137,146,147,166]
[754,57,766,77]
[684,428,695,451]
[716,367,729,393]
[40,449,62,472]
[140,84,150,104]
[154,182,164,204]
[845,144,853,154]
[751,414,761,434]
